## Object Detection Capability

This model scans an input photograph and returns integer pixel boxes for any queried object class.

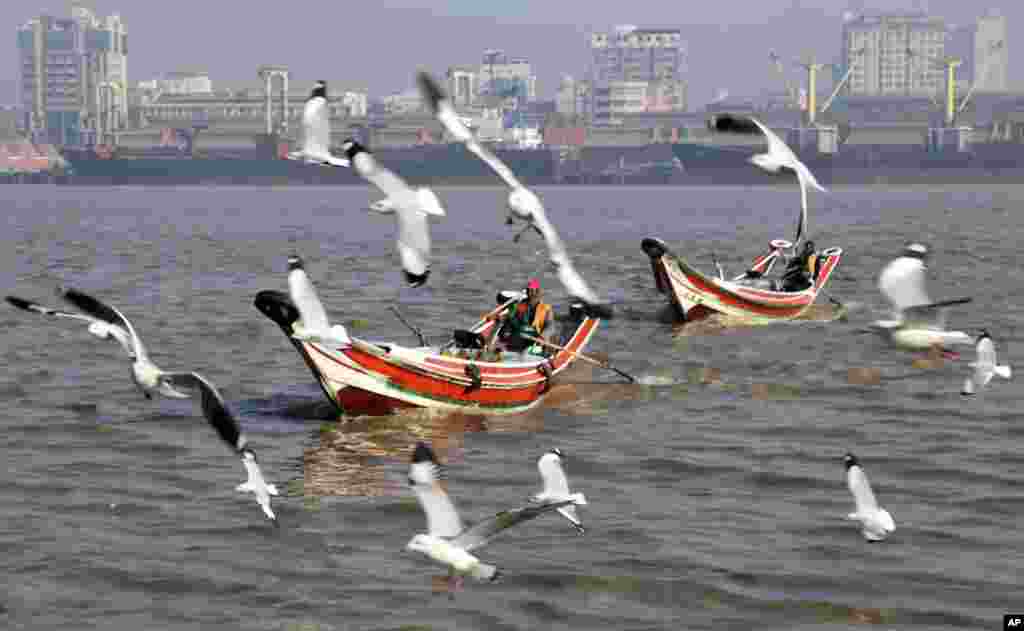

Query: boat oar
[520,334,635,383]
[389,306,428,346]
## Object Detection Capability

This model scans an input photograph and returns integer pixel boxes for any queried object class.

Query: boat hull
[254,290,601,415]
[642,237,842,324]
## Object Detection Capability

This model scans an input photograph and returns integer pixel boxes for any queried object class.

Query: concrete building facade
[841,12,945,97]
[589,25,686,125]
[17,6,127,145]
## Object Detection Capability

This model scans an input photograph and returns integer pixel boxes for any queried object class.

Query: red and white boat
[254,290,603,416]
[642,237,843,324]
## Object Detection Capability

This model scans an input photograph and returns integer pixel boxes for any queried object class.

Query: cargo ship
[52,126,1024,186]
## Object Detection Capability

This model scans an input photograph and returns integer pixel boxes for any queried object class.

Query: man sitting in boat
[779,240,819,292]
[489,278,554,356]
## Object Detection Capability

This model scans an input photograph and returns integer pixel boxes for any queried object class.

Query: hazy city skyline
[5,0,1021,108]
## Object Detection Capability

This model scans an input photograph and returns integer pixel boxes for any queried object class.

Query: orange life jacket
[531,302,552,333]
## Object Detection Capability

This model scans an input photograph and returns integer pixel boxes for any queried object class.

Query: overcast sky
[3,1,1020,107]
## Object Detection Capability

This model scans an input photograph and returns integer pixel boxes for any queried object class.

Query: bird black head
[903,243,929,260]
[341,138,368,161]
[978,329,991,341]
[242,448,257,463]
[310,80,327,99]
[287,255,304,271]
[843,453,859,470]
[548,448,564,458]
[412,441,437,465]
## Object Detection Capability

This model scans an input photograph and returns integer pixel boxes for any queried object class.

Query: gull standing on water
[531,448,587,534]
[286,80,350,167]
[405,442,574,591]
[340,139,446,287]
[417,71,612,317]
[6,289,192,399]
[843,453,895,542]
[961,329,1012,395]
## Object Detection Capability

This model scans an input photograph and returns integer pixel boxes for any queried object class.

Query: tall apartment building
[589,25,686,125]
[478,50,536,105]
[840,12,945,97]
[17,6,127,145]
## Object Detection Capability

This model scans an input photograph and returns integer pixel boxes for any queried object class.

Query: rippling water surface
[2,184,1022,630]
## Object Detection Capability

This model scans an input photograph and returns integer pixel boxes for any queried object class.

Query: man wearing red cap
[489,278,553,355]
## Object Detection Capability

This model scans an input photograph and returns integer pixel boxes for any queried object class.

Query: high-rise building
[477,50,536,106]
[973,13,1008,92]
[841,12,945,97]
[17,6,127,145]
[589,25,686,124]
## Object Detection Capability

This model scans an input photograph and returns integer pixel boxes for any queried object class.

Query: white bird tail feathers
[567,492,587,506]
[471,562,499,582]
[995,365,1012,379]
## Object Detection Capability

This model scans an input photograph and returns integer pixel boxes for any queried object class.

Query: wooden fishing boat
[254,290,603,415]
[642,237,843,324]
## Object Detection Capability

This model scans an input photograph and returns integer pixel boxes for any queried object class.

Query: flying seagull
[870,243,972,352]
[531,448,587,534]
[286,80,350,167]
[340,139,445,287]
[843,453,895,542]
[961,329,1012,395]
[162,372,280,523]
[6,289,192,400]
[417,71,612,317]
[405,442,573,592]
[286,255,351,347]
[709,114,825,248]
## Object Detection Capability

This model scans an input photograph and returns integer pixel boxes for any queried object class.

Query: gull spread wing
[531,209,602,305]
[878,257,931,316]
[748,117,796,162]
[452,500,574,552]
[417,71,522,189]
[302,97,331,159]
[351,152,414,201]
[5,295,134,356]
[287,262,331,334]
[396,207,430,281]
[409,443,464,538]
[60,287,148,360]
[162,372,247,453]
[901,303,949,331]
[847,465,880,516]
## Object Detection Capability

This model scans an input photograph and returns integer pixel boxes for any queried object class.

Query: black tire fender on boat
[253,290,302,334]
[641,237,668,259]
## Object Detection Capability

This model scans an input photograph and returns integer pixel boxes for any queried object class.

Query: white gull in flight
[340,139,445,287]
[961,329,1012,396]
[286,80,350,167]
[405,442,573,590]
[531,448,587,534]
[6,289,192,400]
[870,243,972,351]
[417,71,612,317]
[844,453,895,542]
